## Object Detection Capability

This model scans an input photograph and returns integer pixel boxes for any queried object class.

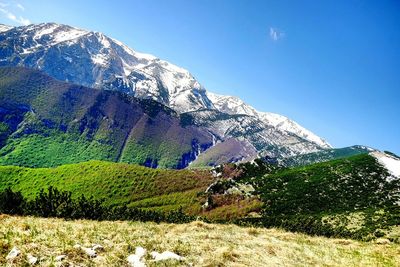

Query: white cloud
[0,2,9,8]
[0,7,30,25]
[18,15,29,25]
[16,3,24,11]
[269,27,285,41]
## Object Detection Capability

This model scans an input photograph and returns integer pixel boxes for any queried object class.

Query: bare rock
[127,246,147,267]
[92,244,104,251]
[6,246,21,260]
[135,246,147,259]
[74,244,97,258]
[27,254,38,265]
[82,247,97,258]
[151,251,185,261]
[55,255,67,261]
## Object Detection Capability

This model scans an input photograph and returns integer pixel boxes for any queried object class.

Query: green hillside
[0,67,212,169]
[0,151,399,241]
[0,160,214,213]
[254,154,400,241]
[280,145,372,167]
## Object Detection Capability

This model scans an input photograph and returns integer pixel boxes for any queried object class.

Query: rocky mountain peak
[0,22,331,159]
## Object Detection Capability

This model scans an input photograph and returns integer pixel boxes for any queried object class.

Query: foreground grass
[1,215,399,266]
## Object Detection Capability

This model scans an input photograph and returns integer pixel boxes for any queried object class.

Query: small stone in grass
[6,246,21,260]
[55,255,66,261]
[92,244,104,251]
[135,246,147,259]
[27,254,38,265]
[127,254,146,267]
[151,251,185,261]
[82,247,97,258]
[127,246,147,267]
[74,244,97,258]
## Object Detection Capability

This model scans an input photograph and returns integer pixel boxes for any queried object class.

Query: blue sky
[1,0,399,154]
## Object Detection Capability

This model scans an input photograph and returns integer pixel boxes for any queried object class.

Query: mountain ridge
[0,22,331,159]
[0,66,216,168]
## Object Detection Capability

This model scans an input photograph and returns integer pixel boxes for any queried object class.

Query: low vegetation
[0,187,193,224]
[280,145,372,167]
[0,144,399,245]
[1,215,399,266]
[255,154,400,242]
[0,160,213,213]
[0,160,261,220]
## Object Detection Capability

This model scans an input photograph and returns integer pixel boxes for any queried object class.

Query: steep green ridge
[0,160,214,213]
[0,67,213,168]
[256,153,400,241]
[280,145,372,167]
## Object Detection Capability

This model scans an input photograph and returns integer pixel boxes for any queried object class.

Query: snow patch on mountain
[33,23,59,39]
[0,24,13,33]
[30,23,88,46]
[110,37,157,62]
[258,112,331,148]
[206,92,259,117]
[371,151,400,179]
[206,92,331,148]
[91,52,109,66]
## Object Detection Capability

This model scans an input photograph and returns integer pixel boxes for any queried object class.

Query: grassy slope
[0,160,214,213]
[0,160,262,219]
[257,153,400,241]
[280,145,372,167]
[0,133,117,168]
[260,154,394,213]
[1,215,399,266]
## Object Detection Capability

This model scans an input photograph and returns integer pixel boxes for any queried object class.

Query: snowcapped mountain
[0,24,13,33]
[185,109,328,158]
[0,22,331,160]
[206,92,330,148]
[206,92,260,117]
[0,23,213,112]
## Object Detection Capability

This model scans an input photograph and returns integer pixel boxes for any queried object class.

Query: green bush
[0,187,25,215]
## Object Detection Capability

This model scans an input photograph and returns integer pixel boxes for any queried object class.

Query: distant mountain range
[0,23,332,167]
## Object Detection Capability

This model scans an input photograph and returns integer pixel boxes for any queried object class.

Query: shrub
[0,187,196,224]
[0,187,25,215]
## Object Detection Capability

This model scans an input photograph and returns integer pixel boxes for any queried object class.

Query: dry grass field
[1,215,399,266]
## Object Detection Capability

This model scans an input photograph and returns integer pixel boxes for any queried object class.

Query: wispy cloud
[16,3,24,11]
[0,8,30,25]
[269,27,285,41]
[0,2,30,25]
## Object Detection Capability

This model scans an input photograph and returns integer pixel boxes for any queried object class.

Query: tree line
[0,186,193,223]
